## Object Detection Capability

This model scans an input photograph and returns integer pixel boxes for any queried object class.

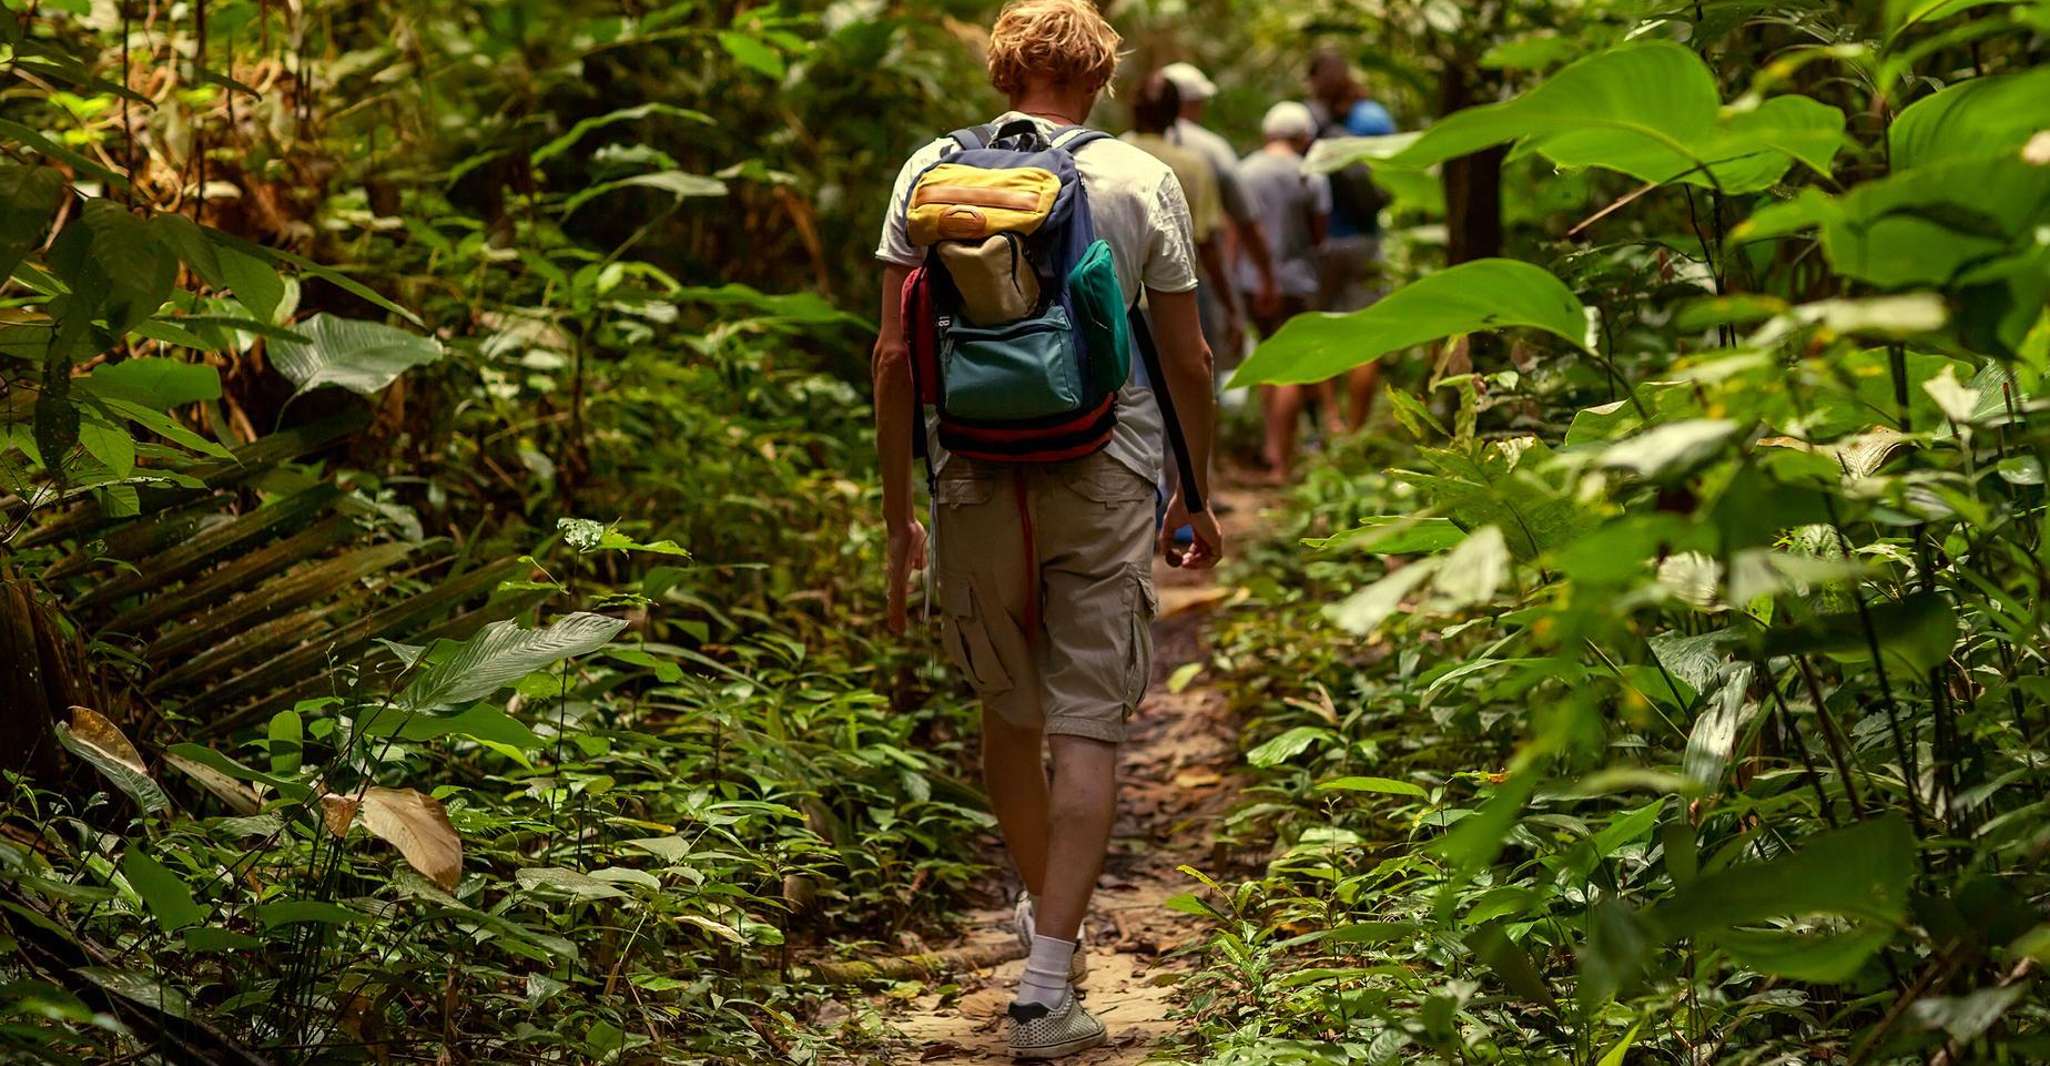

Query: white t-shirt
[877,112,1201,483]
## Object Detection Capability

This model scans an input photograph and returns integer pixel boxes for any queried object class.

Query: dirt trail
[877,477,1273,1064]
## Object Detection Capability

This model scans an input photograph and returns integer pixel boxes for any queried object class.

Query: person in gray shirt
[1236,101,1333,480]
[1160,62,1277,376]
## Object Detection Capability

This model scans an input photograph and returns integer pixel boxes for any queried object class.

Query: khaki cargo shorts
[931,451,1157,745]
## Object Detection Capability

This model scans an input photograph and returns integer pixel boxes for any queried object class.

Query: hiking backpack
[899,119,1203,513]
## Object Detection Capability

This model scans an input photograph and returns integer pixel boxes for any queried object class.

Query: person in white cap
[1236,100,1333,481]
[1157,61,1277,378]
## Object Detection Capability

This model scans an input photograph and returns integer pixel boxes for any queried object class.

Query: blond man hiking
[871,0,1223,1056]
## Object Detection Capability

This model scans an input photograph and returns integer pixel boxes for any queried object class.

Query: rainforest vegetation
[3,0,2049,1063]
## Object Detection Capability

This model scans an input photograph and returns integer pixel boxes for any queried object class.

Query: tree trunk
[1438,60,1505,266]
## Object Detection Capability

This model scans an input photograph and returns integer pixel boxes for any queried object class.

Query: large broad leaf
[1737,157,2050,288]
[1527,92,1845,193]
[0,164,66,284]
[78,357,222,409]
[119,848,204,932]
[1306,42,1843,193]
[399,612,628,711]
[1654,814,1916,935]
[1891,67,2050,171]
[322,787,463,890]
[55,706,169,814]
[1312,42,1718,174]
[46,199,177,333]
[1231,259,1588,386]
[266,313,445,396]
[1760,591,1959,677]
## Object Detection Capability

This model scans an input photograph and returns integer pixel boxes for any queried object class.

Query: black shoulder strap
[948,124,994,152]
[1129,307,1205,514]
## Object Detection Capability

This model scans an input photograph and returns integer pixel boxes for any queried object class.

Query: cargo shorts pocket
[1121,563,1158,714]
[939,569,1012,696]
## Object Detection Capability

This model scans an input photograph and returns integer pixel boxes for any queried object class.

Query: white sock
[1015,934,1074,1010]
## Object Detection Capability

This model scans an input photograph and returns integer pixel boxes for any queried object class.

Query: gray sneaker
[1006,992,1107,1059]
[1013,895,1089,981]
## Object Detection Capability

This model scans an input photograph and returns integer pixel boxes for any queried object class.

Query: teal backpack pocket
[940,304,1085,422]
[1066,239,1129,399]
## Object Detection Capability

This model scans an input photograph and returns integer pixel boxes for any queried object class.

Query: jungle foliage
[1,1,998,1062]
[1191,0,2050,1063]
[3,0,2049,1063]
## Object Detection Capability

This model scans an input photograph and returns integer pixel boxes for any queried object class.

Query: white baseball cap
[1160,62,1217,102]
[1261,101,1317,141]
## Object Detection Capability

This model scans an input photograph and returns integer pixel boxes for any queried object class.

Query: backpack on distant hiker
[898,119,1203,513]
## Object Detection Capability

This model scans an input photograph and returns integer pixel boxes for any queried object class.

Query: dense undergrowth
[6,0,2050,1063]
[1162,2,2050,1064]
[1,3,1002,1062]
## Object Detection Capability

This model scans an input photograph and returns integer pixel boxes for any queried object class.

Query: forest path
[877,473,1276,1063]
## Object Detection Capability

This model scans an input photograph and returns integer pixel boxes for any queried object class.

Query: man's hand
[886,519,928,635]
[1159,491,1224,570]
[1251,276,1281,319]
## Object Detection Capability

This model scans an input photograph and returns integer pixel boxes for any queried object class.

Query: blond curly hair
[985,0,1124,97]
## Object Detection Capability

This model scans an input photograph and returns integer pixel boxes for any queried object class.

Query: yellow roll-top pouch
[907,164,1059,246]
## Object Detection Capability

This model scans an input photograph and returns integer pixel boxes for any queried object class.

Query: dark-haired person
[1123,72,1232,362]
[871,1,1224,1057]
[1307,45,1397,429]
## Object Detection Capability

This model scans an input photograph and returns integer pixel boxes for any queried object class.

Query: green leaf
[1431,771,1540,876]
[531,102,713,166]
[717,31,785,78]
[119,849,204,932]
[1760,591,1959,677]
[1244,725,1332,769]
[80,357,222,408]
[253,900,366,927]
[1654,814,1916,935]
[400,613,628,711]
[1530,93,1845,193]
[1467,923,1558,1010]
[1715,923,1895,982]
[1892,68,2050,171]
[75,409,136,479]
[47,199,176,332]
[266,313,445,397]
[1595,419,1740,481]
[217,243,284,323]
[0,165,66,284]
[0,119,127,188]
[1310,43,1718,176]
[516,866,629,900]
[1908,985,2030,1043]
[268,710,303,774]
[1596,1022,1642,1066]
[561,170,728,216]
[1233,259,1588,387]
[1316,776,1428,798]
[1306,515,1467,555]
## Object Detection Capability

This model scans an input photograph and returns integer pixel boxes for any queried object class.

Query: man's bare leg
[1031,734,1118,940]
[1346,363,1382,431]
[982,706,1050,895]
[1261,383,1307,481]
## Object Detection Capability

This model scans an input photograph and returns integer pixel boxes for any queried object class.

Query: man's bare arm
[1146,286,1224,567]
[872,263,927,631]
